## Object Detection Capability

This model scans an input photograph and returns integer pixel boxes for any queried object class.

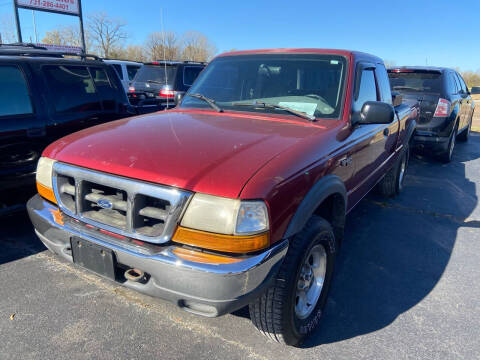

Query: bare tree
[180,31,217,62]
[461,70,480,88]
[42,25,92,52]
[0,15,17,43]
[88,12,127,58]
[145,31,179,61]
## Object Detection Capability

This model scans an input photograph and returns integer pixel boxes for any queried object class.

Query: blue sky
[1,0,479,71]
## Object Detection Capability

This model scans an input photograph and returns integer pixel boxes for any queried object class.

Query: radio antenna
[160,8,169,109]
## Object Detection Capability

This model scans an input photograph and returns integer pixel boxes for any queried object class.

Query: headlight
[174,193,270,254]
[36,157,57,204]
[180,193,269,235]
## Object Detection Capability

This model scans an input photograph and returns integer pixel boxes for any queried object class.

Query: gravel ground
[1,135,479,360]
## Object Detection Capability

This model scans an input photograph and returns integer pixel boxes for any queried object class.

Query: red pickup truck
[28,49,417,346]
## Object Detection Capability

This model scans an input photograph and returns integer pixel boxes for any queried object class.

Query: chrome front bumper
[27,195,288,317]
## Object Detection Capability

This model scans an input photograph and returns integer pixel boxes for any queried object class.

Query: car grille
[52,162,192,244]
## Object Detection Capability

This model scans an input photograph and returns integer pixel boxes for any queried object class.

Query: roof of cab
[216,48,383,64]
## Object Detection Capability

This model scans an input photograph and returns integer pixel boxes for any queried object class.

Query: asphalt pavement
[1,134,480,360]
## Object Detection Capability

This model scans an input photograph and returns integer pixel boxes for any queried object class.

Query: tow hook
[124,268,145,282]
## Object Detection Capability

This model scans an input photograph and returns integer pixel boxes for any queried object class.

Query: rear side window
[183,66,203,86]
[0,65,33,117]
[127,65,141,81]
[375,65,392,105]
[388,71,442,93]
[111,64,123,80]
[447,73,458,94]
[44,65,101,113]
[456,73,468,93]
[90,67,117,111]
[354,69,378,113]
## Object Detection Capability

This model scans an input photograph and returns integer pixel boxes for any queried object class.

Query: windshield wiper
[146,80,164,85]
[187,93,223,113]
[232,101,316,121]
[393,86,422,92]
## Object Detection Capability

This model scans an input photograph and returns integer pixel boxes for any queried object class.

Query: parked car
[0,44,134,193]
[104,59,143,93]
[28,49,417,346]
[388,67,474,162]
[471,86,480,100]
[128,60,205,114]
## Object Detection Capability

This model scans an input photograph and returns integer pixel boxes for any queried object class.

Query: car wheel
[377,143,410,197]
[458,116,472,142]
[439,125,457,163]
[249,216,336,346]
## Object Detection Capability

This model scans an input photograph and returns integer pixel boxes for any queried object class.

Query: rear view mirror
[392,91,403,107]
[358,101,394,124]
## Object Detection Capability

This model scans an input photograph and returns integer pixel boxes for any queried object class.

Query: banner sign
[36,43,83,54]
[16,0,80,16]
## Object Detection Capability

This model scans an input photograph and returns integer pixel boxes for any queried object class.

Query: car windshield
[134,65,176,84]
[180,54,347,119]
[388,71,443,93]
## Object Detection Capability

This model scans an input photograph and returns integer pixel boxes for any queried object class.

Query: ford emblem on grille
[97,199,113,209]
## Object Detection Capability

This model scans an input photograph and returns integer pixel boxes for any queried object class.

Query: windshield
[134,65,176,84]
[180,54,347,119]
[388,71,442,93]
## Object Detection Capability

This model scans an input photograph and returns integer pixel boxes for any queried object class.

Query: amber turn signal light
[37,182,57,204]
[172,247,242,264]
[172,226,269,254]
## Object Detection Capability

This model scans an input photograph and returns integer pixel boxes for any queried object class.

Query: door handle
[383,128,389,136]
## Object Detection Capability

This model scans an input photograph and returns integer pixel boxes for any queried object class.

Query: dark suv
[388,67,475,162]
[0,44,134,195]
[127,61,205,113]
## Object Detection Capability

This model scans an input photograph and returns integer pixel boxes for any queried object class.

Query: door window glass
[353,69,378,113]
[111,64,123,80]
[0,66,33,117]
[90,67,116,111]
[456,73,468,94]
[44,65,101,113]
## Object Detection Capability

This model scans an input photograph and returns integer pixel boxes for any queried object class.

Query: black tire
[249,216,336,346]
[439,124,458,163]
[458,115,472,142]
[377,143,409,197]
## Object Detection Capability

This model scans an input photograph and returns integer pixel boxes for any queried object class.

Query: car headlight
[180,193,269,235]
[174,193,270,253]
[36,157,57,204]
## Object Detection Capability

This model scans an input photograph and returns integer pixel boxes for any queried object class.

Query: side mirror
[392,91,403,107]
[358,101,394,124]
[175,92,184,105]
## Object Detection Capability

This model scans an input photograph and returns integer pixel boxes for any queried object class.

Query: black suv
[0,44,134,195]
[388,67,475,162]
[128,61,205,113]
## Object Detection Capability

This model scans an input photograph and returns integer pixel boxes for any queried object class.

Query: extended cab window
[181,54,347,119]
[375,65,392,105]
[353,69,378,113]
[44,65,101,113]
[0,65,33,117]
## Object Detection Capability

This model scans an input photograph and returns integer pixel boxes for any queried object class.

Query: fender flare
[284,174,347,240]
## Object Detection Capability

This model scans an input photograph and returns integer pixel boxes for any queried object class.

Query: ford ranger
[27,49,417,346]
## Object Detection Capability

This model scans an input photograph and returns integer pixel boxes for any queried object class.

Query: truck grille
[52,162,192,244]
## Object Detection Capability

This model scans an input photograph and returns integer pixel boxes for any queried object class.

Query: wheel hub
[295,244,327,319]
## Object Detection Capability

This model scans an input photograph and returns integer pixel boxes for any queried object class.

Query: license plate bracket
[71,237,116,280]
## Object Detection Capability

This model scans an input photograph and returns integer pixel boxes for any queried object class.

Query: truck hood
[44,110,325,198]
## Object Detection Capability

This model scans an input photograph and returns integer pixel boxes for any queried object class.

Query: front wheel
[249,216,336,346]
